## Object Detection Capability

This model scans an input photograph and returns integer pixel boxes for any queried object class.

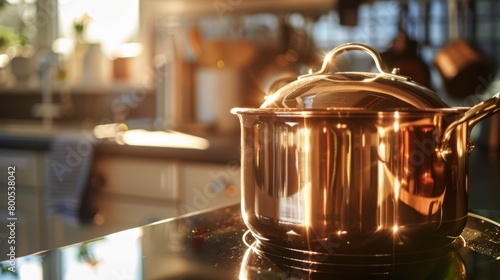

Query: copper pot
[231,43,500,257]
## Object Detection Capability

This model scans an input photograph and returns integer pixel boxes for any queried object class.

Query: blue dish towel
[46,131,96,225]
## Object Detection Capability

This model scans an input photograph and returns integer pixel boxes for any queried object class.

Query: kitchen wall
[141,0,500,125]
[1,0,499,129]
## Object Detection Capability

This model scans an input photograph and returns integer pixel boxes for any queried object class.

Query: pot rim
[231,107,470,116]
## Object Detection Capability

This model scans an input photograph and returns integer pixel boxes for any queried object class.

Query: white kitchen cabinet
[0,149,48,257]
[91,156,241,218]
[0,150,241,255]
[179,162,241,215]
[0,149,47,188]
[92,156,179,201]
[44,194,178,249]
[44,156,241,249]
[45,156,180,249]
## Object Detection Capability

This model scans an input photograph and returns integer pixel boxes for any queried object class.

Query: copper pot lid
[259,43,450,110]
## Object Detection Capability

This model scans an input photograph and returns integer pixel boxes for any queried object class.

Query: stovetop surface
[2,204,499,279]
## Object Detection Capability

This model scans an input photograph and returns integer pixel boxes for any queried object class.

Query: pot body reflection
[237,109,470,255]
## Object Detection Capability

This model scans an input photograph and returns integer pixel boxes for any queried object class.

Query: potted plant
[0,25,18,84]
[9,21,36,84]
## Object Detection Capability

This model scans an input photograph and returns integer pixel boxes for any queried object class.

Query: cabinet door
[0,149,47,257]
[45,194,177,248]
[0,149,46,188]
[0,188,44,257]
[45,156,180,248]
[93,156,178,201]
[179,162,240,214]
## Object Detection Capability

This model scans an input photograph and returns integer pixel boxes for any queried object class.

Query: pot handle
[299,42,408,81]
[440,92,500,160]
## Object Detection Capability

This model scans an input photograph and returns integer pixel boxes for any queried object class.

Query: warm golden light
[93,123,128,139]
[394,121,400,132]
[303,182,312,228]
[0,54,9,68]
[393,111,400,132]
[216,59,225,68]
[119,129,210,150]
[393,225,399,233]
[52,38,75,55]
[394,178,400,200]
[114,42,143,58]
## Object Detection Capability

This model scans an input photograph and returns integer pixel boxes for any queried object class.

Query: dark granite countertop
[1,203,499,279]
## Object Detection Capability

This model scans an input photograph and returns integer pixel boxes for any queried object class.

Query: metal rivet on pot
[467,139,476,154]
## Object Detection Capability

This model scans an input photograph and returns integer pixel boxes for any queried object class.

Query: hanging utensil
[337,0,361,26]
[381,1,431,88]
[434,0,493,99]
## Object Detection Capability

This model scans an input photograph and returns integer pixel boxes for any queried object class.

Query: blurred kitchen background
[1,0,500,258]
